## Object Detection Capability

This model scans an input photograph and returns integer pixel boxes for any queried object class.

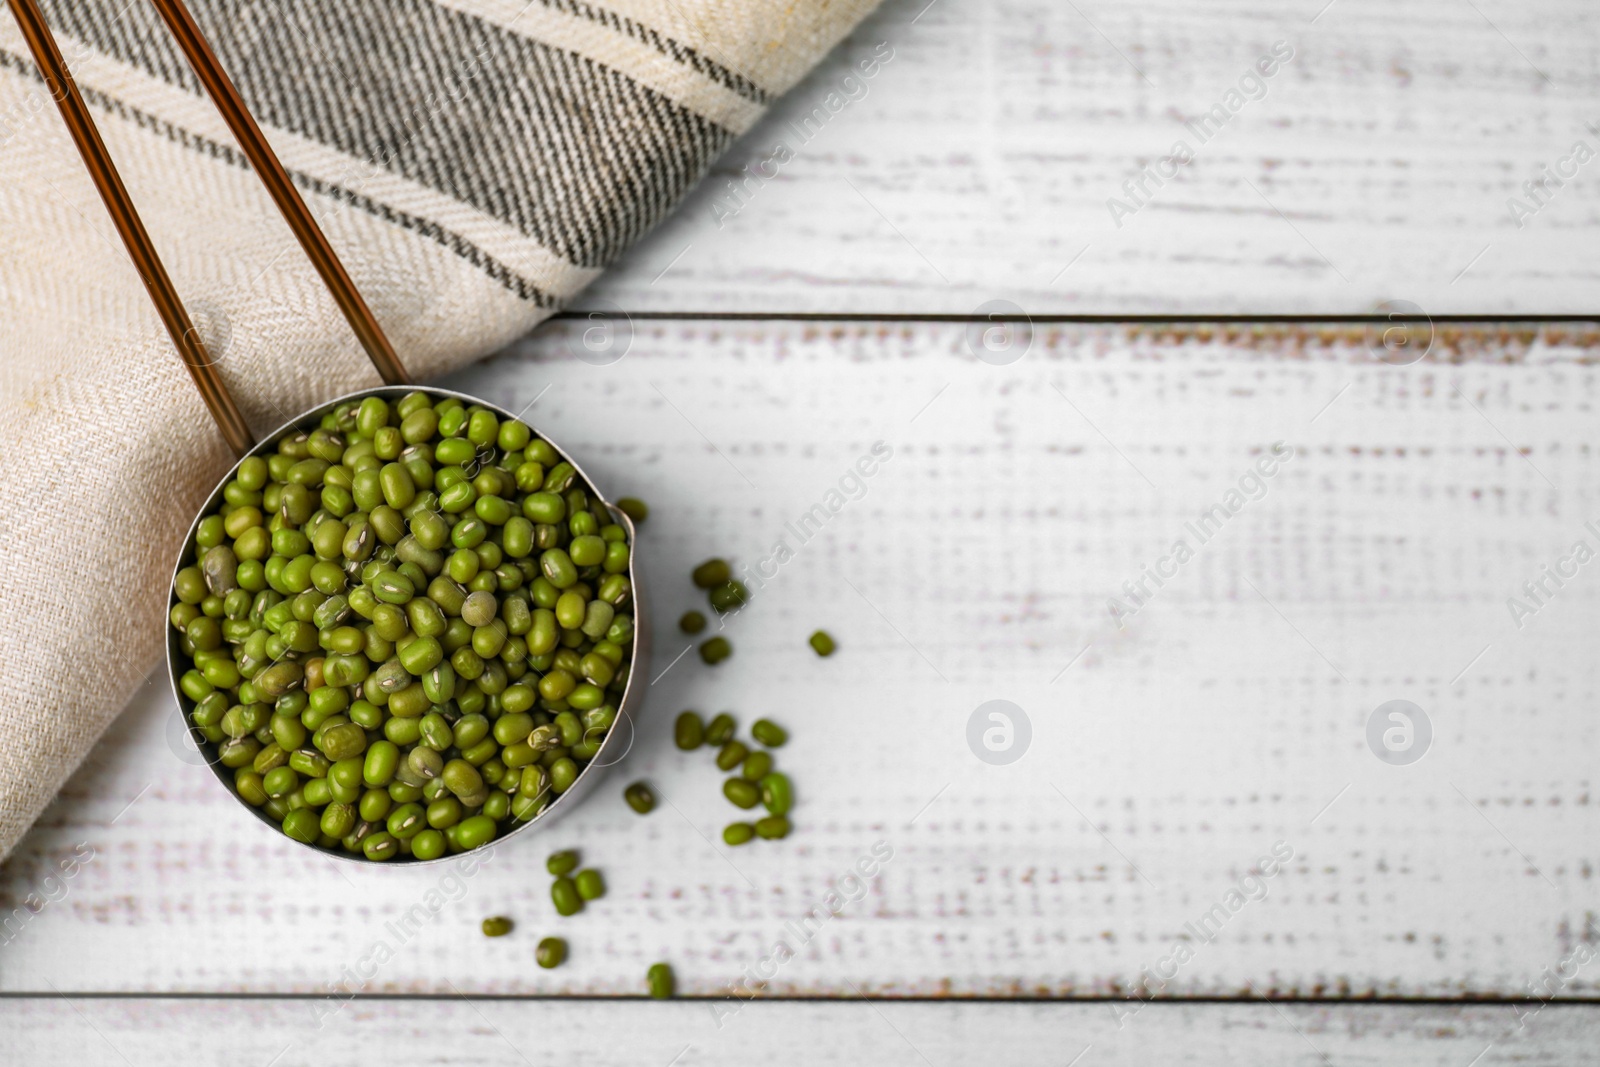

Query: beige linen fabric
[0,0,878,861]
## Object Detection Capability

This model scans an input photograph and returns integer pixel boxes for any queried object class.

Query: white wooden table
[6,0,1600,1062]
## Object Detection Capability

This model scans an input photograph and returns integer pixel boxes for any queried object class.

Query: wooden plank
[4,319,1600,998]
[0,999,1591,1065]
[580,0,1600,314]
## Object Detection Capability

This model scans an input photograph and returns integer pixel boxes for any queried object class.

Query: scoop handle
[147,0,412,388]
[6,0,256,454]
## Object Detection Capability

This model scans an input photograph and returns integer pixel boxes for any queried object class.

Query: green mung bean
[755,815,791,840]
[674,711,705,750]
[536,937,567,968]
[759,773,793,816]
[723,822,754,846]
[481,916,514,937]
[574,868,605,900]
[691,559,729,589]
[699,637,731,665]
[678,610,706,635]
[751,719,788,747]
[704,713,736,746]
[707,580,748,614]
[742,751,773,781]
[646,963,675,999]
[624,781,656,814]
[808,630,837,657]
[551,876,583,916]
[723,778,760,809]
[715,741,747,772]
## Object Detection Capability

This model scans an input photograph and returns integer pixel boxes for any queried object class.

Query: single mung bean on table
[647,962,676,999]
[551,876,583,916]
[574,868,606,900]
[691,559,730,589]
[624,781,656,814]
[678,611,706,635]
[481,916,514,937]
[759,773,793,816]
[536,937,568,969]
[699,637,732,665]
[674,711,704,750]
[704,713,736,746]
[751,719,788,747]
[167,389,638,861]
[707,580,748,614]
[808,630,837,657]
[755,815,791,840]
[723,777,760,809]
[741,751,772,781]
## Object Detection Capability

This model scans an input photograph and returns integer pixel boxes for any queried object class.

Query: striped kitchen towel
[0,0,878,861]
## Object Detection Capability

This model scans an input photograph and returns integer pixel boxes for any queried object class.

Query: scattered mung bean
[624,781,656,814]
[647,962,675,999]
[574,868,606,900]
[723,777,760,809]
[755,815,791,840]
[741,751,772,781]
[536,937,568,968]
[690,559,730,589]
[704,713,736,746]
[751,719,788,748]
[674,711,705,750]
[551,875,583,916]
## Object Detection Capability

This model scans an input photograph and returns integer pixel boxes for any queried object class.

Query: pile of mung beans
[168,389,636,861]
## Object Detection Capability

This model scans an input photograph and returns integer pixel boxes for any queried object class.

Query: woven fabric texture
[0,0,878,860]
